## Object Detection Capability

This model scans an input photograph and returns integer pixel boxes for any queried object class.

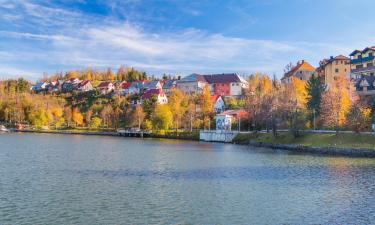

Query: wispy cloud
[0,0,368,80]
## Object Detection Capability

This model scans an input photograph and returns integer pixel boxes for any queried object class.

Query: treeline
[245,73,373,135]
[40,66,149,82]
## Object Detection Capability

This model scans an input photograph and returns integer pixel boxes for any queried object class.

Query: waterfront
[1,133,375,224]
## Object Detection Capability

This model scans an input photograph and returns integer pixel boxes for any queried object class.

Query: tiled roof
[120,82,132,89]
[283,60,315,79]
[203,73,243,84]
[217,109,248,118]
[162,80,177,89]
[79,80,91,87]
[350,46,375,56]
[142,88,164,99]
[97,81,112,88]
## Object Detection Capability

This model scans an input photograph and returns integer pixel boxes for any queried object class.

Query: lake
[0,133,375,224]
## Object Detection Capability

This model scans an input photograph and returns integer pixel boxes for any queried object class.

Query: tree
[151,104,173,130]
[64,107,72,127]
[168,89,186,131]
[320,75,352,130]
[200,86,213,129]
[72,108,84,127]
[90,117,102,129]
[306,74,326,128]
[134,105,145,129]
[346,104,371,133]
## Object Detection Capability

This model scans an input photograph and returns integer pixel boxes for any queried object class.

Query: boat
[0,125,9,132]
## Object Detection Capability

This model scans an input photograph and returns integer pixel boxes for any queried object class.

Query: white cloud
[0,0,367,79]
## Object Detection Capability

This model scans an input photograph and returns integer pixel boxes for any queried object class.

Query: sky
[1,0,375,80]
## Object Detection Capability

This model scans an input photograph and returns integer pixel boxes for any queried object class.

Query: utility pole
[313,109,316,130]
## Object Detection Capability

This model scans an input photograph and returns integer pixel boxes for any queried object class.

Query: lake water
[1,133,375,224]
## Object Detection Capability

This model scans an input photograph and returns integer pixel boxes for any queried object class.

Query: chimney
[330,56,334,60]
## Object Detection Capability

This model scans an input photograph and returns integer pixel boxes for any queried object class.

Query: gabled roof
[143,80,161,89]
[217,109,248,118]
[283,60,315,79]
[179,73,206,82]
[79,80,91,87]
[162,79,177,89]
[356,76,375,88]
[203,73,246,84]
[141,88,165,99]
[350,46,375,56]
[210,95,221,103]
[97,81,113,88]
[120,82,132,89]
[129,81,145,89]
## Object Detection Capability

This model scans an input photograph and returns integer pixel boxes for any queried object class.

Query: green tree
[306,74,326,127]
[90,117,102,129]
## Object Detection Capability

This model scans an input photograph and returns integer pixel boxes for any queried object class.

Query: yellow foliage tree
[72,108,84,127]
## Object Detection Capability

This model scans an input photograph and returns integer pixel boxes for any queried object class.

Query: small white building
[216,114,233,131]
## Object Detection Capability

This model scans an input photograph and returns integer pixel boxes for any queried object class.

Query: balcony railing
[351,55,374,64]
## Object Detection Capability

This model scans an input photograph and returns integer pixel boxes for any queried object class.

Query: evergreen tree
[306,74,326,117]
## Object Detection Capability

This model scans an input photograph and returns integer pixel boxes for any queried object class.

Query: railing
[351,55,374,64]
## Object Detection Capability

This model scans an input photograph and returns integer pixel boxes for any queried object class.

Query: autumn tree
[200,86,213,129]
[133,105,145,129]
[346,104,371,133]
[152,104,173,130]
[72,108,84,127]
[320,75,352,130]
[64,107,72,127]
[168,89,187,131]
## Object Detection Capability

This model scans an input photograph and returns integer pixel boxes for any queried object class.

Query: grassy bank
[233,132,375,150]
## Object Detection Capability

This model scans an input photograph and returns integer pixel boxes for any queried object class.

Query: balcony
[362,55,374,62]
[351,55,374,64]
[351,58,362,64]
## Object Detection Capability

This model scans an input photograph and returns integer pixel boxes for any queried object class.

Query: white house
[97,81,115,95]
[176,73,208,94]
[211,95,225,113]
[141,88,168,104]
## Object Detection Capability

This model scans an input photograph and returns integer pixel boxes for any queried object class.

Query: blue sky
[1,0,375,80]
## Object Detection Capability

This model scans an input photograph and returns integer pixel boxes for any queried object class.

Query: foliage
[90,117,102,128]
[151,104,173,130]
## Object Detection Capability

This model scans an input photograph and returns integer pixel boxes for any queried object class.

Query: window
[356,64,364,69]
[370,53,373,57]
[367,63,373,67]
[336,61,338,65]
[335,68,339,73]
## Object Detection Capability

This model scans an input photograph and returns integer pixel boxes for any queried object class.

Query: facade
[211,95,225,113]
[97,81,114,95]
[141,88,168,104]
[76,80,94,92]
[162,79,177,95]
[354,75,375,96]
[281,60,315,83]
[176,73,208,94]
[203,73,248,96]
[349,46,375,80]
[215,114,233,131]
[30,82,48,92]
[316,55,350,87]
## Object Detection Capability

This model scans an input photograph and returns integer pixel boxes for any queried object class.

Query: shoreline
[10,129,375,158]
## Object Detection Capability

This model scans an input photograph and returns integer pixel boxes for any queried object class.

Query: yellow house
[316,55,350,88]
[281,60,315,84]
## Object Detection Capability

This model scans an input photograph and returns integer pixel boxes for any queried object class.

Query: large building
[350,46,375,79]
[176,73,248,96]
[316,55,350,87]
[350,46,375,95]
[281,60,315,83]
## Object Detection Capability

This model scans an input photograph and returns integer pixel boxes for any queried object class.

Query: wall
[199,130,239,143]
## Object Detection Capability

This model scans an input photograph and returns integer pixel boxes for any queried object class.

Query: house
[176,73,208,94]
[125,81,145,94]
[216,114,233,131]
[143,80,162,91]
[349,46,375,80]
[316,55,350,88]
[76,80,94,92]
[114,82,132,95]
[30,82,48,93]
[141,88,168,104]
[203,73,248,96]
[97,81,114,95]
[211,95,225,113]
[354,75,375,96]
[62,78,81,92]
[281,60,315,83]
[162,79,177,95]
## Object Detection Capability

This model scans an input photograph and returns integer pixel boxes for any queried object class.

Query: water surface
[1,133,375,224]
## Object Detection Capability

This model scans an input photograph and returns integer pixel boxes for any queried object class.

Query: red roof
[210,95,221,103]
[79,80,91,87]
[120,82,132,89]
[97,81,113,88]
[218,109,248,118]
[142,88,164,99]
